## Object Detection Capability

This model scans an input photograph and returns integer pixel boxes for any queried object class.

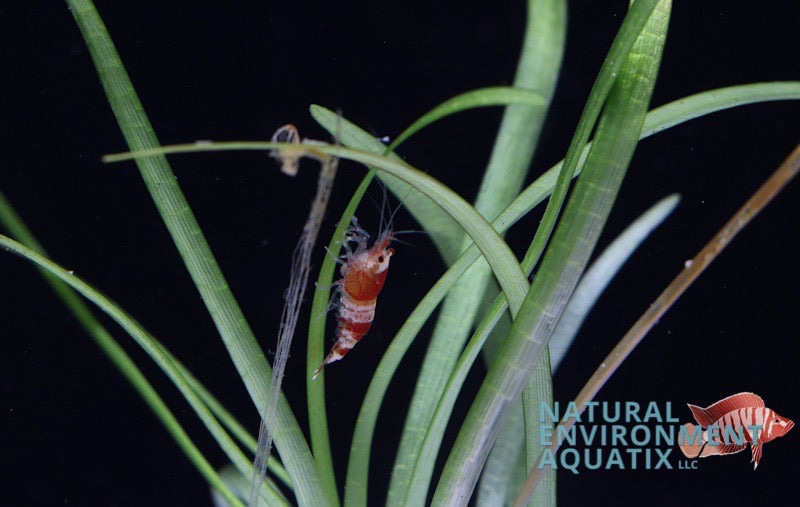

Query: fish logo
[678,392,793,469]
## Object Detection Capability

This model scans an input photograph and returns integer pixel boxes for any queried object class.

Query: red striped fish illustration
[678,392,793,469]
[313,219,394,379]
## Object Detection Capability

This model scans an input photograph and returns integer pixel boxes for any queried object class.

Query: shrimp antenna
[386,229,427,247]
[385,185,407,231]
[381,180,390,233]
[376,183,425,246]
[362,179,402,236]
[364,189,385,227]
[392,229,428,236]
[375,180,411,234]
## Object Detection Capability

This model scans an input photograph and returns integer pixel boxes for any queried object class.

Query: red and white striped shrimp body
[313,223,394,378]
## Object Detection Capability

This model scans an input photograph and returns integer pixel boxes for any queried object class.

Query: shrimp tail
[312,337,354,379]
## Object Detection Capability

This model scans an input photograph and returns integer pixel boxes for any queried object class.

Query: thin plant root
[250,124,338,506]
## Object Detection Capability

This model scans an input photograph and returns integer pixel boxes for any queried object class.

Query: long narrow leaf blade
[101,78,800,504]
[309,79,800,507]
[64,1,325,503]
[432,2,671,503]
[0,190,292,496]
[387,87,544,152]
[0,235,254,506]
[549,194,680,371]
[392,1,566,505]
[310,105,462,264]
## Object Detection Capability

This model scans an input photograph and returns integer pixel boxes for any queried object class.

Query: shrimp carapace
[313,219,394,379]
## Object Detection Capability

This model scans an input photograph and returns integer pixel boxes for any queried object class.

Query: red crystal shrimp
[313,217,395,379]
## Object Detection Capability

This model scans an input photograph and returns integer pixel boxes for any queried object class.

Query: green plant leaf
[65,1,324,504]
[309,105,462,265]
[475,400,525,506]
[283,147,532,312]
[391,1,566,505]
[432,0,670,503]
[100,76,800,504]
[214,465,288,506]
[305,171,376,507]
[303,77,800,507]
[549,194,680,371]
[0,191,293,494]
[310,89,544,269]
[266,80,789,507]
[387,87,545,152]
[0,233,282,507]
[309,95,543,506]
[310,80,547,504]
[308,33,556,507]
[515,194,678,506]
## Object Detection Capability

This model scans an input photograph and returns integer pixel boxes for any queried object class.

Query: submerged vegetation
[3,1,799,505]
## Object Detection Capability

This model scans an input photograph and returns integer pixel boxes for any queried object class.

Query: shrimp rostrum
[313,218,394,379]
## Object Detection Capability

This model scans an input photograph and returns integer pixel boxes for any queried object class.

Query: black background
[2,1,798,505]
